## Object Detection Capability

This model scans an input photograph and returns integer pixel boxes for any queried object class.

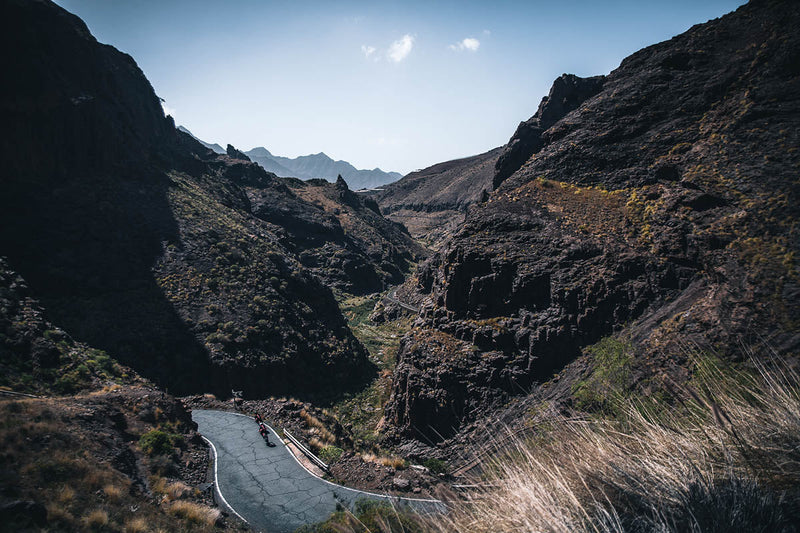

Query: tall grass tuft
[429,351,800,533]
[166,500,221,527]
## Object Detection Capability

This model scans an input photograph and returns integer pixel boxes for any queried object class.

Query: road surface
[385,288,420,313]
[193,410,442,533]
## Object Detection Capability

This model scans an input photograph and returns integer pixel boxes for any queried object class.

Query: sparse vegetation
[138,429,182,456]
[103,483,124,503]
[301,409,337,445]
[572,336,634,415]
[0,392,235,532]
[83,508,109,530]
[330,291,412,448]
[422,458,449,476]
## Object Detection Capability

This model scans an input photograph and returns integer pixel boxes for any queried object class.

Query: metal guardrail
[283,428,329,472]
[0,389,41,399]
[384,289,420,313]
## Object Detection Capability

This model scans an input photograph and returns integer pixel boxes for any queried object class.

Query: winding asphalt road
[193,410,442,533]
[384,288,420,313]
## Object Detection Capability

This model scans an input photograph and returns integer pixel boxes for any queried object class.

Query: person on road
[254,413,264,424]
[259,422,274,446]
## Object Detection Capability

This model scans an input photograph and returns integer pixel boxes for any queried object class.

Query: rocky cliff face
[241,171,426,295]
[375,148,503,245]
[386,0,800,442]
[493,74,605,189]
[0,0,380,401]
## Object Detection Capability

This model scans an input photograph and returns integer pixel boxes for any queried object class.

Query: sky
[55,0,746,175]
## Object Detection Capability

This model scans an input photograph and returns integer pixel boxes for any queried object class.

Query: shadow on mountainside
[0,169,215,395]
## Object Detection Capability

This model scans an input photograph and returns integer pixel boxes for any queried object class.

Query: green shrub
[54,364,92,394]
[318,445,343,464]
[422,458,449,475]
[139,430,175,456]
[572,336,633,415]
[86,350,118,378]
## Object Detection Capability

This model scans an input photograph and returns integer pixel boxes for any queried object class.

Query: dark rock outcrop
[493,74,605,189]
[0,0,175,181]
[247,176,426,294]
[387,0,800,442]
[226,144,251,161]
[177,125,226,154]
[0,0,381,401]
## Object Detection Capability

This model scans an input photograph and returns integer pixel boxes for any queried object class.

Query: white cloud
[483,29,491,36]
[449,37,480,52]
[387,34,414,62]
[361,44,377,59]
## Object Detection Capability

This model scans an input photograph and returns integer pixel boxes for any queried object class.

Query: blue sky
[55,0,746,174]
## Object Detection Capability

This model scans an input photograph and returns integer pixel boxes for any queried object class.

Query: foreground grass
[431,349,800,532]
[303,347,800,532]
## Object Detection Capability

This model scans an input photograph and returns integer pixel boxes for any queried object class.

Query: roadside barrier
[283,428,329,472]
[0,389,41,399]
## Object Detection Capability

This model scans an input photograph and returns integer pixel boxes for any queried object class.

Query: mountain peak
[226,144,251,161]
[248,146,273,158]
[244,147,402,189]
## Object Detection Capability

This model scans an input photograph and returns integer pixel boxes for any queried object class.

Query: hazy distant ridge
[177,126,401,189]
[246,147,403,190]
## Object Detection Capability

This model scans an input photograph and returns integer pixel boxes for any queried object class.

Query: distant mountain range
[177,126,402,190]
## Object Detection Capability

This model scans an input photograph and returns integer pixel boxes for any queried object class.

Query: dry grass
[301,408,336,444]
[164,480,195,501]
[150,475,168,495]
[85,465,113,489]
[429,351,800,532]
[309,436,325,451]
[89,383,122,396]
[300,408,324,429]
[102,483,124,503]
[45,502,75,524]
[57,484,76,504]
[123,517,149,533]
[166,500,221,527]
[361,452,407,470]
[83,508,109,529]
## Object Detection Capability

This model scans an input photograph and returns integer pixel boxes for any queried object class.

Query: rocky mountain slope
[246,147,403,190]
[177,125,225,154]
[373,148,503,245]
[0,258,143,396]
[244,174,427,294]
[0,0,422,401]
[385,0,800,442]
